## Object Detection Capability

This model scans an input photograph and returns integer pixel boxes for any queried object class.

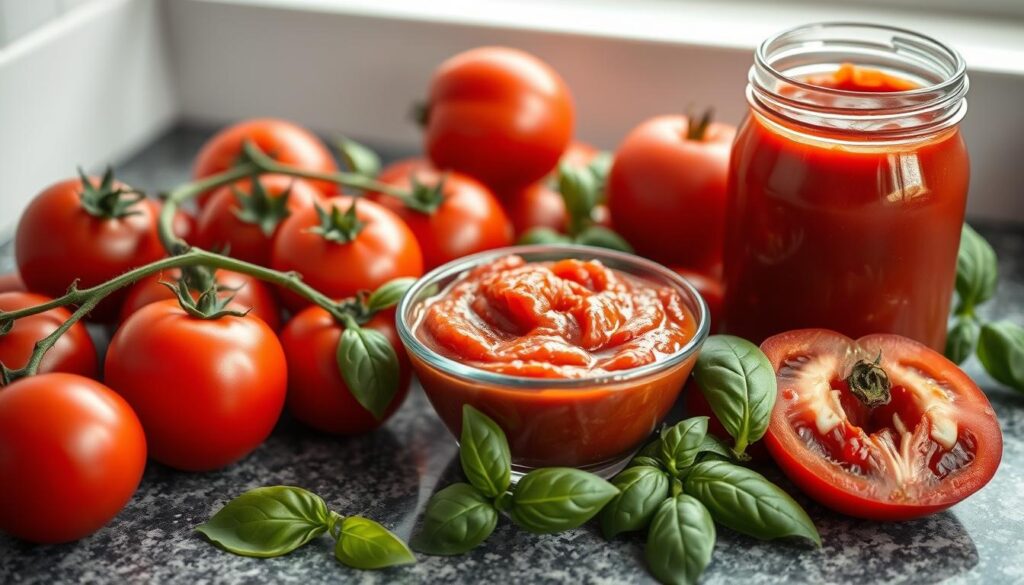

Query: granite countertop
[2,127,1023,584]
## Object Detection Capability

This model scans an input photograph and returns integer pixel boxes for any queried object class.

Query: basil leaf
[659,417,708,475]
[574,225,634,253]
[955,223,998,314]
[559,163,600,226]
[334,516,416,569]
[518,227,572,246]
[638,436,663,460]
[411,483,498,555]
[696,434,735,462]
[366,277,416,312]
[693,335,776,453]
[977,320,1024,392]
[645,494,715,585]
[336,137,381,179]
[337,326,400,419]
[628,456,664,470]
[586,151,613,196]
[684,461,820,546]
[945,315,980,365]
[197,486,329,557]
[509,468,619,534]
[600,465,671,538]
[460,405,512,498]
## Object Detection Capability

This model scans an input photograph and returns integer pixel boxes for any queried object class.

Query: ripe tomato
[195,175,323,266]
[280,307,411,434]
[0,373,146,543]
[0,292,97,377]
[368,168,512,270]
[118,269,281,330]
[104,299,287,471]
[761,329,1003,520]
[193,118,338,204]
[0,272,25,293]
[607,114,735,273]
[270,196,423,311]
[671,268,724,333]
[423,47,574,190]
[15,176,167,321]
[560,141,599,170]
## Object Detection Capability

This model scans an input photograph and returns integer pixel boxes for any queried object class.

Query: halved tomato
[762,329,1002,520]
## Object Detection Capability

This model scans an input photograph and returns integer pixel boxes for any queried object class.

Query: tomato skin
[0,373,146,543]
[195,175,323,266]
[0,272,26,293]
[118,269,281,330]
[761,329,1003,520]
[193,118,338,204]
[608,115,735,273]
[104,300,287,471]
[281,307,410,434]
[270,196,424,312]
[15,178,167,321]
[424,47,574,190]
[0,292,97,377]
[369,169,513,270]
[671,268,724,333]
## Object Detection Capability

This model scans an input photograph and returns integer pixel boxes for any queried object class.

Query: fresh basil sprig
[659,416,708,475]
[645,494,716,585]
[509,468,619,534]
[601,465,671,538]
[197,486,414,570]
[411,483,498,555]
[977,321,1024,392]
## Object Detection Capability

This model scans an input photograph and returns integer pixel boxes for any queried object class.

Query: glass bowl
[397,245,710,478]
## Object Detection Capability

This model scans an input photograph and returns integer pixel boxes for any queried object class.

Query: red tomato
[0,272,25,293]
[104,299,287,471]
[118,269,281,330]
[504,182,611,236]
[377,157,434,184]
[671,268,724,333]
[15,177,167,321]
[560,141,599,169]
[270,196,423,312]
[0,292,97,377]
[195,175,323,266]
[281,307,411,434]
[608,114,735,273]
[193,118,338,204]
[424,47,574,190]
[0,373,146,543]
[761,329,1003,520]
[368,168,513,270]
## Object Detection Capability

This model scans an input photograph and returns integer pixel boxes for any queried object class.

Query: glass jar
[722,23,970,350]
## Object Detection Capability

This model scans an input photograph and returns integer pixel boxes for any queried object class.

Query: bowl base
[509,451,637,483]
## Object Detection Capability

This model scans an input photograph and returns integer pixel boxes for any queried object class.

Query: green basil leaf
[696,434,735,462]
[955,223,998,314]
[509,468,619,534]
[628,455,665,470]
[411,483,498,555]
[659,417,709,475]
[336,137,382,179]
[518,227,572,246]
[645,494,715,585]
[684,461,820,546]
[334,516,416,569]
[638,436,664,460]
[337,326,400,420]
[693,335,777,453]
[977,320,1024,392]
[945,315,980,365]
[574,225,634,253]
[600,465,671,538]
[460,405,512,497]
[366,277,416,312]
[197,486,330,557]
[586,151,613,197]
[558,163,600,224]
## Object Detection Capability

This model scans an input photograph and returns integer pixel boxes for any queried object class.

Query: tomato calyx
[77,167,145,219]
[231,176,294,237]
[309,200,365,244]
[404,173,447,215]
[159,279,249,320]
[846,353,891,408]
[684,108,714,141]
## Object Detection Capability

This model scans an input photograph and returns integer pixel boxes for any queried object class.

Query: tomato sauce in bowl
[398,246,709,476]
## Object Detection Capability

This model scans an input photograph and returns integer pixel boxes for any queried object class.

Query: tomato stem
[685,108,714,141]
[846,354,892,408]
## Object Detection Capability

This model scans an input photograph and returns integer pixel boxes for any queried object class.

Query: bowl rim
[395,244,710,389]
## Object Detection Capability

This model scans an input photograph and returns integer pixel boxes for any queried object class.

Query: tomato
[0,292,97,377]
[560,141,599,170]
[671,268,724,333]
[368,168,513,270]
[104,299,287,471]
[193,118,338,204]
[15,177,167,321]
[607,114,735,273]
[195,175,323,266]
[761,329,1003,520]
[118,269,281,330]
[270,196,423,311]
[0,272,25,293]
[281,307,411,434]
[0,373,146,543]
[423,47,574,190]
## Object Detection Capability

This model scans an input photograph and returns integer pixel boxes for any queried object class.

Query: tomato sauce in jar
[722,24,970,350]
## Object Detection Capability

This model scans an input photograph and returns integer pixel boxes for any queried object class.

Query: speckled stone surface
[1,127,1023,584]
